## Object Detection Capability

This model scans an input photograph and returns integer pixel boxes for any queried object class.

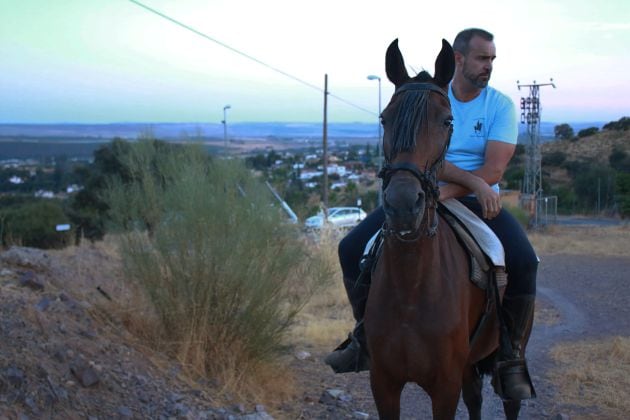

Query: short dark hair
[453,28,494,55]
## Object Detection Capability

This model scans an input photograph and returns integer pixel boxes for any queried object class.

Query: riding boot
[494,294,537,401]
[324,256,373,373]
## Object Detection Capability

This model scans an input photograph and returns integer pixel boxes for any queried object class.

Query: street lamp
[367,74,382,205]
[222,104,231,155]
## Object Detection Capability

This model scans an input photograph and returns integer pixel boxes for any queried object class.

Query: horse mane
[389,71,434,160]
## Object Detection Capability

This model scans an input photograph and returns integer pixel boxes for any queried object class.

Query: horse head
[379,39,455,239]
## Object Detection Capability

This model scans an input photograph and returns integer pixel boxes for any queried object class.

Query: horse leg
[503,399,522,420]
[462,365,483,420]
[369,367,404,420]
[427,380,462,420]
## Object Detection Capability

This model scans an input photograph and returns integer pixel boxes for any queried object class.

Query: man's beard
[463,65,491,89]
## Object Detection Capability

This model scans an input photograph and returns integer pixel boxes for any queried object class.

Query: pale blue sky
[1,0,628,124]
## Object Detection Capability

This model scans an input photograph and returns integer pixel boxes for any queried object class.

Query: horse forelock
[389,89,430,159]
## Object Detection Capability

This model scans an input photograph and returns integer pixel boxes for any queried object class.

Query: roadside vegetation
[549,336,630,419]
[96,140,334,401]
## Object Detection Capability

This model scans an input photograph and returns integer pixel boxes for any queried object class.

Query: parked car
[304,207,367,229]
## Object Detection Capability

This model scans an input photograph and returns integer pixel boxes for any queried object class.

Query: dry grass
[288,226,354,349]
[528,224,630,257]
[549,336,630,419]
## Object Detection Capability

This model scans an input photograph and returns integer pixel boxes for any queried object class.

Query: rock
[0,268,14,277]
[35,296,52,311]
[168,392,184,403]
[353,412,370,419]
[70,362,100,387]
[117,406,133,418]
[5,365,25,388]
[555,414,570,420]
[19,271,44,291]
[295,350,312,360]
[325,389,345,399]
[1,247,48,268]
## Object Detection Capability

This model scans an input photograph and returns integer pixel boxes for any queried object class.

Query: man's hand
[472,180,501,220]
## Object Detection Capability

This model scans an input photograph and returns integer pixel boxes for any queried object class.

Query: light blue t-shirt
[446,84,518,192]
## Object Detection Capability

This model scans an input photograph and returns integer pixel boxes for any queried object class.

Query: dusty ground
[1,229,629,419]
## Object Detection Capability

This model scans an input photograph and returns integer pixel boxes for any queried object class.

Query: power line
[128,0,376,116]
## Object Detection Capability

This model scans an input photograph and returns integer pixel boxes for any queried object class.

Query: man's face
[458,36,496,89]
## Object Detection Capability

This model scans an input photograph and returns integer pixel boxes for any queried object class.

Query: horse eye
[444,117,454,128]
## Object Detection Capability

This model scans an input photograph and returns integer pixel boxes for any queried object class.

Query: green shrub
[106,142,332,382]
[504,204,529,228]
[577,127,599,138]
[542,151,567,167]
[1,199,72,249]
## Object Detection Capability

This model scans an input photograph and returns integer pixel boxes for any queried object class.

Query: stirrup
[492,358,536,401]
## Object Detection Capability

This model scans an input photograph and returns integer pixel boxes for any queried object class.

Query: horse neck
[381,231,442,294]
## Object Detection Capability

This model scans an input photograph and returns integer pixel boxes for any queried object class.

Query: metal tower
[517,79,555,224]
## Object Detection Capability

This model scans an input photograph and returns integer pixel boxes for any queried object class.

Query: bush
[106,142,332,391]
[1,199,72,249]
[542,151,567,167]
[577,127,599,138]
[504,204,529,228]
[603,116,630,131]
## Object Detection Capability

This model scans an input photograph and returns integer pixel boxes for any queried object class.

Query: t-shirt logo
[472,118,485,138]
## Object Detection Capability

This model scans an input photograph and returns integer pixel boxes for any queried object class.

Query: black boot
[324,320,370,373]
[494,294,537,401]
[325,253,374,373]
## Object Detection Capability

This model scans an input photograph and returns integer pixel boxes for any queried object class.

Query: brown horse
[364,39,528,419]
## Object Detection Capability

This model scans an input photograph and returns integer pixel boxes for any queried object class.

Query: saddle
[362,198,507,292]
[438,198,507,291]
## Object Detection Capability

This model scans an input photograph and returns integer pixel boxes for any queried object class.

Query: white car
[304,207,367,229]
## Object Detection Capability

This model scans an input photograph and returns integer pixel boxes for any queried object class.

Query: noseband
[378,83,452,240]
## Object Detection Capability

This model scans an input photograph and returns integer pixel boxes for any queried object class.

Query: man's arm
[438,140,516,219]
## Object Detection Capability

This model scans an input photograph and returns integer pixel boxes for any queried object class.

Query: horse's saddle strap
[440,209,507,290]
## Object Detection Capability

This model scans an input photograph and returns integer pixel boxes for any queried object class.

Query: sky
[1,0,629,124]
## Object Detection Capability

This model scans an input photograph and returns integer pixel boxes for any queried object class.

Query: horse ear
[386,39,410,88]
[434,39,455,89]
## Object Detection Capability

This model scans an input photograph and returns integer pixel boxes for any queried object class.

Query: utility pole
[222,104,231,155]
[517,79,555,227]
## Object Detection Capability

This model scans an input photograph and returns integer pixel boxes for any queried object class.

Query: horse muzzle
[383,175,426,237]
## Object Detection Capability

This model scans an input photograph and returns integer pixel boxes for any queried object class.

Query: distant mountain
[0,122,379,140]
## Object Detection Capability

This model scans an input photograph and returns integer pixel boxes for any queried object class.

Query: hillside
[542,129,629,164]
[0,243,280,419]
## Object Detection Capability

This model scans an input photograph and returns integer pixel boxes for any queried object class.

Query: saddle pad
[363,230,380,257]
[441,198,505,267]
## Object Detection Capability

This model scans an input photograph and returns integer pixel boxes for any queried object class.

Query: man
[325,28,537,402]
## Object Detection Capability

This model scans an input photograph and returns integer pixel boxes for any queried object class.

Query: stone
[353,412,370,419]
[19,271,44,291]
[5,365,25,387]
[295,350,312,360]
[70,363,100,387]
[117,406,133,418]
[35,296,52,311]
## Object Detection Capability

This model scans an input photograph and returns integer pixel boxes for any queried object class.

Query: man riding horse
[325,28,537,403]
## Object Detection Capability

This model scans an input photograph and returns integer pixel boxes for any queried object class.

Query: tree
[603,116,630,131]
[554,123,574,140]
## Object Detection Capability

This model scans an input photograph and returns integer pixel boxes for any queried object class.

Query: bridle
[378,82,452,240]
